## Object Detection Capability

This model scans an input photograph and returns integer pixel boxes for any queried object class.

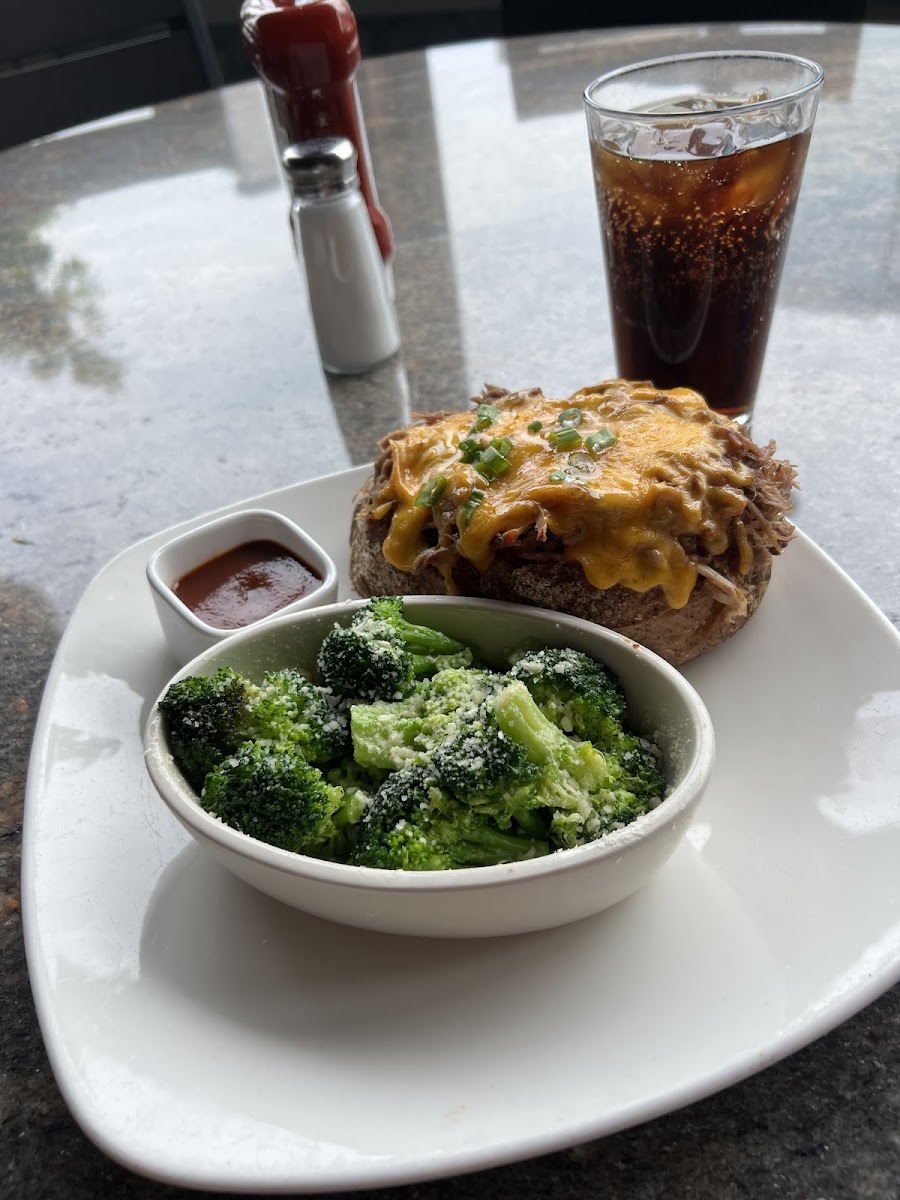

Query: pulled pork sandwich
[349,380,796,665]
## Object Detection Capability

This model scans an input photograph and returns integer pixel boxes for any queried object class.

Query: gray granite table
[3,19,900,1200]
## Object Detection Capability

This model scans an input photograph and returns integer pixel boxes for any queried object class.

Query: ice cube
[597,119,636,156]
[687,120,737,158]
[644,89,772,114]
[732,110,790,151]
[644,93,718,114]
[627,123,694,159]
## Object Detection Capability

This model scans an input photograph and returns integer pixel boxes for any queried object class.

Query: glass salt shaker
[283,137,400,375]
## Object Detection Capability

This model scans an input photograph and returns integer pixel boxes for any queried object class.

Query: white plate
[23,466,900,1193]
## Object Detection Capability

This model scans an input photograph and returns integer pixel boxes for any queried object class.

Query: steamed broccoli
[509,647,627,748]
[353,764,549,871]
[349,666,505,771]
[316,597,474,702]
[605,732,665,813]
[201,739,351,859]
[491,679,656,850]
[428,700,546,836]
[324,758,385,836]
[160,600,666,872]
[431,723,537,809]
[348,693,428,770]
[160,665,347,792]
[253,668,348,763]
[159,667,260,792]
[349,667,548,838]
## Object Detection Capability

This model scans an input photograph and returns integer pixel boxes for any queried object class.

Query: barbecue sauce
[174,540,322,629]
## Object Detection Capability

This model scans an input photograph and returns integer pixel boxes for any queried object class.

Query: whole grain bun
[351,509,773,665]
[349,381,796,666]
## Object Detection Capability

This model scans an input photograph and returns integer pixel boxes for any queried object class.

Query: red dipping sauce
[174,540,322,629]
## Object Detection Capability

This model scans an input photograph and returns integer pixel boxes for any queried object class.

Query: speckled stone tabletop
[3,20,900,1200]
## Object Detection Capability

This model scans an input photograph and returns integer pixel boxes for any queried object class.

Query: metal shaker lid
[282,137,359,198]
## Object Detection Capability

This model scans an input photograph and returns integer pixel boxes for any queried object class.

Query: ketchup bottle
[240,0,395,265]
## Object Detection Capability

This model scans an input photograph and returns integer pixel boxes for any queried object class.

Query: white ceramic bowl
[146,508,338,666]
[143,597,715,938]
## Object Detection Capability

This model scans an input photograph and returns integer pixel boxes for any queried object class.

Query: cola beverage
[584,54,823,424]
[591,124,812,421]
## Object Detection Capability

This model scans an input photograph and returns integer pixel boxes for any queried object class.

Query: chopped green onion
[464,435,515,481]
[548,469,570,483]
[458,436,482,463]
[461,488,485,527]
[527,420,543,434]
[567,450,595,475]
[585,427,618,454]
[476,444,511,479]
[472,404,500,431]
[548,426,583,452]
[414,475,447,507]
[557,407,584,427]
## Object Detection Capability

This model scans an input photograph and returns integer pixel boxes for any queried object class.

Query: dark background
[2,0,899,150]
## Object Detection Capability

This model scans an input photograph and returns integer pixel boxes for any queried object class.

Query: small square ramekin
[147,508,338,666]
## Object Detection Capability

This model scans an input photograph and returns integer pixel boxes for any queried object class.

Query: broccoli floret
[162,616,664,872]
[545,731,664,845]
[353,765,549,871]
[351,667,548,838]
[422,664,505,708]
[430,717,546,837]
[365,597,473,671]
[160,665,348,791]
[509,648,627,748]
[253,668,348,763]
[325,757,388,799]
[349,666,506,771]
[602,732,665,821]
[492,680,608,783]
[159,667,260,792]
[324,759,386,837]
[316,598,474,702]
[491,680,654,850]
[431,724,536,804]
[201,740,350,859]
[349,692,428,770]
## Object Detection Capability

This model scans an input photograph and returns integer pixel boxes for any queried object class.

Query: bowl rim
[145,507,338,639]
[143,596,715,893]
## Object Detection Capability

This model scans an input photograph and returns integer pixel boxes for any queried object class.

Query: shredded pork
[360,384,797,611]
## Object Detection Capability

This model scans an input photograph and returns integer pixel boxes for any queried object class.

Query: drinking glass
[584,51,824,424]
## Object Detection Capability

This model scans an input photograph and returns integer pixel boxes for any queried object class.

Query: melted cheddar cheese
[374,381,754,610]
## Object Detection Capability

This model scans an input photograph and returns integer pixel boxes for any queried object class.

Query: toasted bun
[351,510,774,664]
[349,381,796,665]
